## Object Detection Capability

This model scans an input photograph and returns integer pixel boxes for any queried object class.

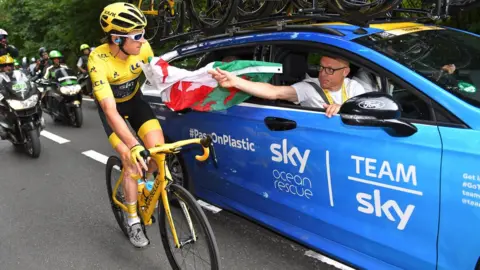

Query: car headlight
[7,95,39,110]
[60,84,81,95]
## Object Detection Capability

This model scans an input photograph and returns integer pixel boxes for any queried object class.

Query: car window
[169,54,205,70]
[386,79,432,121]
[355,28,480,109]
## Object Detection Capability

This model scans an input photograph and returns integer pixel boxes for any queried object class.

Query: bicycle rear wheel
[237,0,278,20]
[327,0,403,18]
[187,0,239,30]
[159,183,220,270]
[106,156,129,238]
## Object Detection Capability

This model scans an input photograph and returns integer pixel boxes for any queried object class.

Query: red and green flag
[141,57,283,112]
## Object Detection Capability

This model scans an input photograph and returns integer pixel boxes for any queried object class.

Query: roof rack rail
[169,24,346,51]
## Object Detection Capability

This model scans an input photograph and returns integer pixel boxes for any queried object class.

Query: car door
[247,48,441,269]
[145,47,273,210]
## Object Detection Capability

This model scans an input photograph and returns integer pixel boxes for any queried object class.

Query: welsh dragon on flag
[140,57,283,112]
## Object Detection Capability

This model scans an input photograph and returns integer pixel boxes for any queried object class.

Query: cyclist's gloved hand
[130,144,148,176]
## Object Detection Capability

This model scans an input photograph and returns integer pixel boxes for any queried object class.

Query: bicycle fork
[144,153,198,248]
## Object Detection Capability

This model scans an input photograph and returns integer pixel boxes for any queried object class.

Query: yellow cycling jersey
[87,41,153,103]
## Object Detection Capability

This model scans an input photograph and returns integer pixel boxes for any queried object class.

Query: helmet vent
[126,7,144,21]
[119,12,143,25]
[101,19,109,29]
[111,18,134,29]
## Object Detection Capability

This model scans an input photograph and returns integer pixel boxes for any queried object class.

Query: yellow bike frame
[135,0,176,16]
[111,138,210,248]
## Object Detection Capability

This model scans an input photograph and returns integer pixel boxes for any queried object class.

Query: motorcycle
[38,67,83,127]
[0,70,44,158]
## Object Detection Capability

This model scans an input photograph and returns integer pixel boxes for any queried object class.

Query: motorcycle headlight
[60,85,81,95]
[6,95,39,110]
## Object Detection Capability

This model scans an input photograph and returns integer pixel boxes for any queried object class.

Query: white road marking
[82,150,109,164]
[40,130,70,144]
[304,250,356,270]
[83,97,94,102]
[197,200,222,214]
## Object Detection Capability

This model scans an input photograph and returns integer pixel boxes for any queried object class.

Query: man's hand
[442,64,456,74]
[323,104,341,118]
[208,67,238,88]
[129,144,149,176]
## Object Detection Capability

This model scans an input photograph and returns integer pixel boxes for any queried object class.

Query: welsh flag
[141,57,283,112]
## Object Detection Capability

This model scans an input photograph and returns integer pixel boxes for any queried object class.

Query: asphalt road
[0,98,349,270]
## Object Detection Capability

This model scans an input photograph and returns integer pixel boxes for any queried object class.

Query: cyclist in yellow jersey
[88,2,164,248]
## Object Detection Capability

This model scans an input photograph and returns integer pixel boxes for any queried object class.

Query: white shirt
[291,74,366,108]
[77,57,84,68]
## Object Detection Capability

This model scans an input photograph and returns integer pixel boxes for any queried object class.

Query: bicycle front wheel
[106,156,129,238]
[159,184,220,270]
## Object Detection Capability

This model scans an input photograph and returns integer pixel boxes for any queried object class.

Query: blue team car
[142,20,480,270]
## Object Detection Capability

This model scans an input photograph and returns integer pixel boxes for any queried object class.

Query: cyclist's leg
[128,95,164,175]
[96,100,149,248]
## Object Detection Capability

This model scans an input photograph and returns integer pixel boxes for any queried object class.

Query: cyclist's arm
[88,58,140,149]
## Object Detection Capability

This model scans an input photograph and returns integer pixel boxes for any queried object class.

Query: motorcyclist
[29,57,36,76]
[77,44,93,96]
[0,29,19,58]
[35,47,52,76]
[77,44,91,74]
[0,55,15,140]
[43,50,67,81]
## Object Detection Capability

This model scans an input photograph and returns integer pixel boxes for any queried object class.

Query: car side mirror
[339,92,417,137]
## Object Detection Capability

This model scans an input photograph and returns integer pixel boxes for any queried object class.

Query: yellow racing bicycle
[106,135,220,269]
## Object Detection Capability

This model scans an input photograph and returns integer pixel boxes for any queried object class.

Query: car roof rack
[155,2,455,49]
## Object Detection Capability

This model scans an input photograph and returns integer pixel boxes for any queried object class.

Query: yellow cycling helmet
[0,55,14,65]
[100,2,147,34]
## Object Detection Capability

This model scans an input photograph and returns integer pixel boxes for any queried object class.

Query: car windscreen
[354,26,480,108]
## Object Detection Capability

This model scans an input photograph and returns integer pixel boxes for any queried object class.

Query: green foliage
[0,0,117,67]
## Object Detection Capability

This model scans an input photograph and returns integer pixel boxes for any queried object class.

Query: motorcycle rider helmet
[49,50,63,59]
[0,55,14,65]
[39,47,47,56]
[0,55,15,75]
[0,29,7,38]
[99,2,147,34]
[80,44,90,51]
[30,57,35,63]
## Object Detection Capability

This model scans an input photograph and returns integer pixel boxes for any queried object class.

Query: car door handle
[264,117,297,131]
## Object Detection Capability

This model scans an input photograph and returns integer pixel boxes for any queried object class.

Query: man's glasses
[0,35,7,40]
[113,29,145,41]
[318,65,347,75]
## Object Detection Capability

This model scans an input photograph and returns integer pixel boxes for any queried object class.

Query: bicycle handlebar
[139,135,217,165]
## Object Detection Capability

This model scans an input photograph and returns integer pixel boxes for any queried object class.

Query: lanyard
[323,83,347,105]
